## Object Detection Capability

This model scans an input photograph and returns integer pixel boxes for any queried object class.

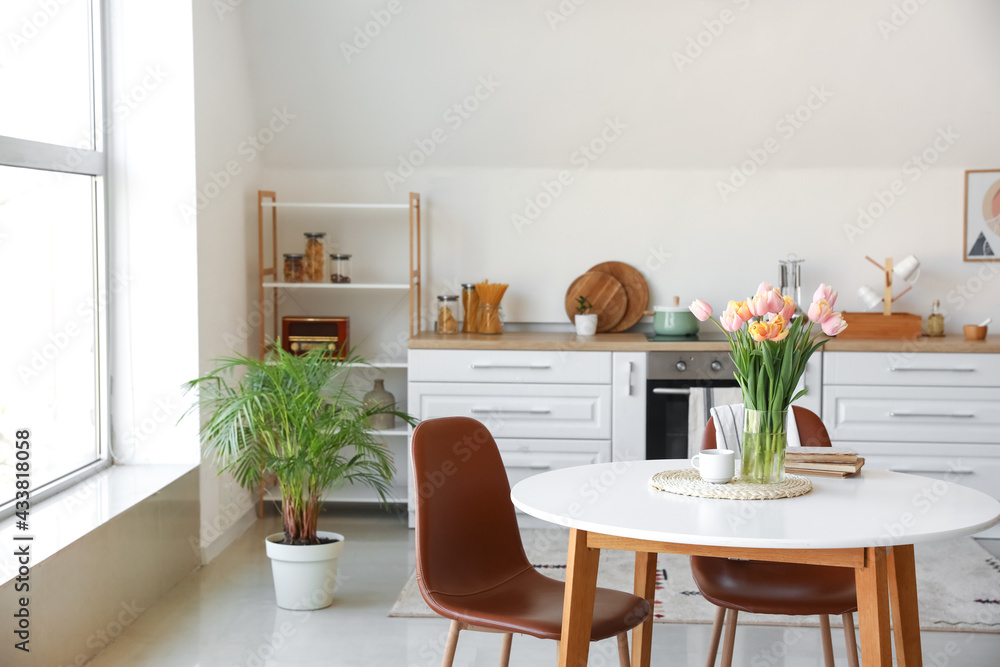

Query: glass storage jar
[303,233,326,282]
[461,283,479,333]
[283,253,305,283]
[329,254,352,283]
[437,295,460,334]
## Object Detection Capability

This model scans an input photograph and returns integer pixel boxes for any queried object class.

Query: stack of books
[785,447,865,477]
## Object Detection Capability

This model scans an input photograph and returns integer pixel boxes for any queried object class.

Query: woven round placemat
[649,468,812,500]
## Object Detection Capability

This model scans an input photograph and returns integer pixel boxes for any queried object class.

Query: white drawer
[823,385,1000,444]
[408,349,612,384]
[824,352,1000,387]
[498,439,610,489]
[410,382,611,440]
[863,453,1000,539]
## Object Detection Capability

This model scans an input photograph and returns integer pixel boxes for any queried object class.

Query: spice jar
[926,300,945,337]
[437,295,460,334]
[329,254,352,283]
[283,253,305,283]
[461,283,479,333]
[303,233,326,282]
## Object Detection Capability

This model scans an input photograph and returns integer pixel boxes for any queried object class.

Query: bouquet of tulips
[689,282,847,483]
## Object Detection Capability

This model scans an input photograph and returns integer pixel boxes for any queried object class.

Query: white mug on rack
[691,449,735,484]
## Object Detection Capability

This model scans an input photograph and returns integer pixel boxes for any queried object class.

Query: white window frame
[0,0,112,516]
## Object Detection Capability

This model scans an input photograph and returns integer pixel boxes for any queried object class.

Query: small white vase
[265,531,344,610]
[575,313,598,336]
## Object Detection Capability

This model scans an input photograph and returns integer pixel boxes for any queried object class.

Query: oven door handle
[652,387,692,396]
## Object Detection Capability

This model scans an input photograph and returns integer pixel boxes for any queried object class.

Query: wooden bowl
[963,324,988,341]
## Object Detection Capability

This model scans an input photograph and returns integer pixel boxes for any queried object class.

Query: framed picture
[964,169,1000,261]
[281,317,349,357]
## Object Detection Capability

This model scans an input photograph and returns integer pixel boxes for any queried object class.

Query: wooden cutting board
[564,271,627,332]
[588,261,649,332]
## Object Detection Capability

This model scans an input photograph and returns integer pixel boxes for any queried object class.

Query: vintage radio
[281,317,349,357]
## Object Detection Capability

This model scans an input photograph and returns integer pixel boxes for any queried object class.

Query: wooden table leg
[855,546,893,666]
[632,551,657,667]
[888,544,923,666]
[559,528,600,667]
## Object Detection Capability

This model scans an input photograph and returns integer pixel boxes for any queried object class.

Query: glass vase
[741,408,787,484]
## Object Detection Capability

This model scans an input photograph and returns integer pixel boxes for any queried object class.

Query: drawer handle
[888,367,975,373]
[889,411,975,419]
[652,388,691,396]
[505,462,552,470]
[470,363,552,370]
[470,407,552,415]
[888,467,974,475]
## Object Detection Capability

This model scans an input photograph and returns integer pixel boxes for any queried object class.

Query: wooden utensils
[564,271,627,332]
[588,261,650,332]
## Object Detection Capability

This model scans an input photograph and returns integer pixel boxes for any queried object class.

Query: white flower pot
[575,313,598,336]
[265,531,344,610]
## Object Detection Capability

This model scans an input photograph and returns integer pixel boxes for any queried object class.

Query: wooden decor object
[588,261,650,332]
[564,271,627,332]
[836,312,922,340]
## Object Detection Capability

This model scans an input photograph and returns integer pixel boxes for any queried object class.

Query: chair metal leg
[705,606,726,667]
[498,632,512,667]
[842,613,860,667]
[819,615,835,667]
[442,620,462,667]
[720,609,739,667]
[617,632,630,667]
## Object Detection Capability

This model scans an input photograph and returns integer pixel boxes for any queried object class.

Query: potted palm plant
[184,344,415,610]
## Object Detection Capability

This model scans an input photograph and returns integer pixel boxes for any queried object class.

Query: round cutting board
[564,271,627,332]
[588,261,649,332]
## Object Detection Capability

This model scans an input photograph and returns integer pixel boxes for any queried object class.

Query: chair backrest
[411,417,532,599]
[701,406,832,451]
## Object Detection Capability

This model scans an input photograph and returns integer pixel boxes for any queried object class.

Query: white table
[511,460,1000,667]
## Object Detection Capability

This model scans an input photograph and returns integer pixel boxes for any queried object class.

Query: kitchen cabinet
[823,351,1000,538]
[408,348,612,526]
[611,352,646,462]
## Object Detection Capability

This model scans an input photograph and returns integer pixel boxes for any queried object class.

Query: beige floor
[86,506,1000,666]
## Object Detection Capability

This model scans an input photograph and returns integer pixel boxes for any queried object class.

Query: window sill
[0,463,197,585]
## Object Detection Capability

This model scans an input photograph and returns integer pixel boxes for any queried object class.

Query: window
[0,0,109,511]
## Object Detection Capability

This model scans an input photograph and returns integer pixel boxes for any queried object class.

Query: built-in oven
[646,350,739,460]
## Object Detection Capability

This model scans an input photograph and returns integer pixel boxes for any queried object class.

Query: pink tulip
[689,299,713,321]
[808,299,834,324]
[750,289,784,317]
[813,284,838,309]
[779,295,796,321]
[769,314,790,341]
[748,321,770,342]
[756,281,774,295]
[821,312,848,336]
[728,300,753,322]
[720,309,743,332]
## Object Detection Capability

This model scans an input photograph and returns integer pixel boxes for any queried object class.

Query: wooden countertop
[409,331,1000,353]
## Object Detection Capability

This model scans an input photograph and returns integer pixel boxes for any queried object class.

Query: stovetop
[646,331,731,343]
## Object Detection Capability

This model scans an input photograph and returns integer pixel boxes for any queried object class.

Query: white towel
[687,388,708,459]
[710,403,801,455]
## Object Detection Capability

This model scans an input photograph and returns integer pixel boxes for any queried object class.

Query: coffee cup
[691,450,735,484]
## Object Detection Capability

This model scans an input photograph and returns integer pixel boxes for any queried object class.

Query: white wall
[235,0,1000,331]
[191,0,264,560]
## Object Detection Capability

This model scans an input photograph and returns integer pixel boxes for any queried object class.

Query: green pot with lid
[652,297,699,337]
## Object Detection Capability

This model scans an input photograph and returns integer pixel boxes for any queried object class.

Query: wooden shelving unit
[255,189,421,509]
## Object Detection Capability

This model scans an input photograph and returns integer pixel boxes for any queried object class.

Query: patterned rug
[390,530,1000,633]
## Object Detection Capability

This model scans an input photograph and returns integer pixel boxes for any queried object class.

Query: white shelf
[373,428,410,437]
[262,282,410,290]
[260,202,409,210]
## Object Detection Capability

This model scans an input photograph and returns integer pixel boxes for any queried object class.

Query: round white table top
[510,460,1000,550]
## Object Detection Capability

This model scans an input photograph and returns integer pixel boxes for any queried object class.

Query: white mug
[691,450,735,484]
[893,255,921,283]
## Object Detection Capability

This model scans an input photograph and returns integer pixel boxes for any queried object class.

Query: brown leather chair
[692,406,860,667]
[412,416,651,667]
